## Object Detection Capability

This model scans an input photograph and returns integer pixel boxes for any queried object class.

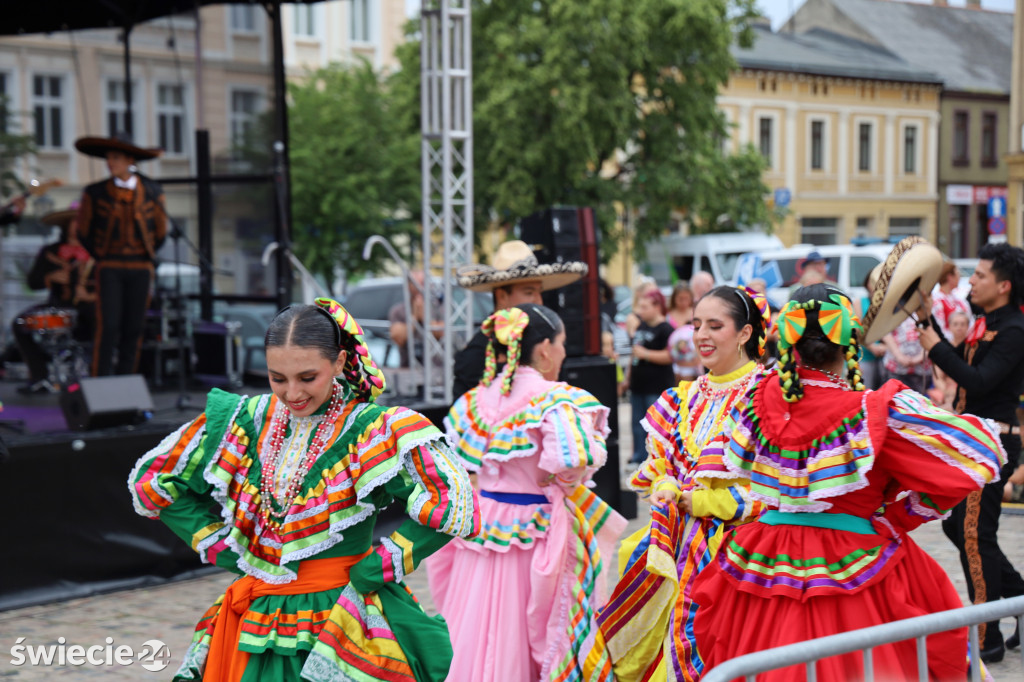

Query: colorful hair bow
[738,286,772,355]
[480,308,531,395]
[314,297,387,401]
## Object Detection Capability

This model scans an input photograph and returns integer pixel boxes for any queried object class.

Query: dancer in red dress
[692,284,1006,681]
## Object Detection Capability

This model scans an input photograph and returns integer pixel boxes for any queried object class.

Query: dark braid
[777,342,803,403]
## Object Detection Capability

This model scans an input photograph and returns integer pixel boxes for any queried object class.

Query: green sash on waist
[759,510,877,535]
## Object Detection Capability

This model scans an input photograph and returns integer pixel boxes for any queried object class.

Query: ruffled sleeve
[872,387,1005,535]
[128,388,246,573]
[349,406,479,592]
[536,396,610,489]
[631,385,688,498]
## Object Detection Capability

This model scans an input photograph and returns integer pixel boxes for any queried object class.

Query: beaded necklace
[697,367,756,400]
[259,381,345,527]
[800,366,851,391]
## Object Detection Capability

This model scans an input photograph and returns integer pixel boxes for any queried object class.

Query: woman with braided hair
[596,285,772,682]
[691,284,1006,681]
[429,303,627,682]
[129,298,478,682]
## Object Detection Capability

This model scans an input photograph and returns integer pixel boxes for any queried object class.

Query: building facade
[721,24,942,247]
[787,0,1014,254]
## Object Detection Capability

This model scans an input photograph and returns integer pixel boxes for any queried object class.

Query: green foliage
[393,0,773,261]
[0,95,37,200]
[287,61,420,286]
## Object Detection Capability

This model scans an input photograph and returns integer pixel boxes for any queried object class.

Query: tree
[0,95,37,201]
[287,61,420,288]
[392,0,772,260]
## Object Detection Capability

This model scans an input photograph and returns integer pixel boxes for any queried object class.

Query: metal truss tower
[420,0,474,404]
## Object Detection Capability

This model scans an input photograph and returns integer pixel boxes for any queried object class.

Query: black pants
[942,436,1024,649]
[93,263,152,376]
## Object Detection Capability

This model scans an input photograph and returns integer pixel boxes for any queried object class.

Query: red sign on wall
[974,186,1008,204]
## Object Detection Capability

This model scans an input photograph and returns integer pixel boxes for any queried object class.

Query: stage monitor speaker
[520,206,601,357]
[560,355,637,519]
[60,375,155,431]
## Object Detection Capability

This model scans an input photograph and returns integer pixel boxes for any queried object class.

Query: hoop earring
[737,342,743,359]
[537,358,553,376]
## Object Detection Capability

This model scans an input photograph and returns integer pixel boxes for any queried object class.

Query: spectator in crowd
[628,289,675,464]
[881,316,931,394]
[857,269,888,389]
[666,281,694,329]
[690,270,714,302]
[388,270,441,368]
[788,251,830,299]
[598,278,617,322]
[931,310,970,409]
[625,278,658,338]
[932,261,971,341]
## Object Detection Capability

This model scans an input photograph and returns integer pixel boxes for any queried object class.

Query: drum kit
[15,307,89,390]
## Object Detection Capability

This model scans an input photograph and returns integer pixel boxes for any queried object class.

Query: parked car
[737,242,895,309]
[639,231,784,287]
[341,277,494,366]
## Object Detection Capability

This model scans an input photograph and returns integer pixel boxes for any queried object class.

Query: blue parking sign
[988,196,1006,219]
[773,188,791,209]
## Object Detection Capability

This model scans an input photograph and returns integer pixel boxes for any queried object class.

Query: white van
[737,242,895,308]
[640,232,784,286]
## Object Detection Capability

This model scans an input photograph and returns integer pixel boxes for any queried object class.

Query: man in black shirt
[452,240,587,399]
[920,242,1024,662]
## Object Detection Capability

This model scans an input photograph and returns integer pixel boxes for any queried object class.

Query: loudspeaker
[560,355,637,519]
[60,375,155,431]
[520,206,601,357]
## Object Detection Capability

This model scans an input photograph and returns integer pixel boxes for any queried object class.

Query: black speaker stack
[520,206,602,358]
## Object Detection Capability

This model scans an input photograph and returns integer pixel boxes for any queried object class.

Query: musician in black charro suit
[12,207,96,393]
[74,132,166,376]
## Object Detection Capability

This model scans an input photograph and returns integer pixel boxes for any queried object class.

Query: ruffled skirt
[692,523,969,682]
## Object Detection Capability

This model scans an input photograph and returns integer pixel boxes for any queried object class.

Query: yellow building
[720,23,942,247]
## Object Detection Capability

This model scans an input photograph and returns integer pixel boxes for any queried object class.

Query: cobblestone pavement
[2,401,1023,679]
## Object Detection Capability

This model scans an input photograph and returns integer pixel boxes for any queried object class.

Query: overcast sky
[405,0,1016,30]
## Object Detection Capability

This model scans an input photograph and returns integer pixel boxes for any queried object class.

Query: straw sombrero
[861,236,944,344]
[456,240,588,293]
[74,131,162,161]
[40,208,77,230]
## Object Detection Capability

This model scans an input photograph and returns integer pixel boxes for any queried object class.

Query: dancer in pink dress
[429,303,627,682]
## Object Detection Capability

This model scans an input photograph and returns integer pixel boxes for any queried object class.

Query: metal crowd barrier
[703,595,1024,682]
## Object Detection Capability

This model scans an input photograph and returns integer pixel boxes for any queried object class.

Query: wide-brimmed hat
[456,240,588,293]
[861,236,944,344]
[40,208,77,230]
[74,131,161,161]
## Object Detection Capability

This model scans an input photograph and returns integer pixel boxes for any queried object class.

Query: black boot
[1007,622,1021,650]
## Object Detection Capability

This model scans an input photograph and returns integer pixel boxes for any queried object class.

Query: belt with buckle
[993,421,1021,436]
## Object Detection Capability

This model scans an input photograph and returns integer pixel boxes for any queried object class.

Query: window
[350,0,371,43]
[758,117,773,167]
[230,5,256,32]
[903,125,917,174]
[230,89,262,147]
[856,217,873,238]
[858,122,872,172]
[810,120,824,171]
[293,4,315,37]
[105,80,137,137]
[850,255,881,289]
[889,217,922,238]
[982,111,997,167]
[800,217,838,246]
[953,110,969,166]
[157,84,186,156]
[32,75,65,149]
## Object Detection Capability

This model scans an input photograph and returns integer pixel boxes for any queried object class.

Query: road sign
[773,188,791,209]
[988,196,1006,219]
[988,216,1006,235]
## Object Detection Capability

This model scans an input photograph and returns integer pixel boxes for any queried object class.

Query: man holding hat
[452,239,588,398]
[74,132,166,376]
[919,242,1024,662]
